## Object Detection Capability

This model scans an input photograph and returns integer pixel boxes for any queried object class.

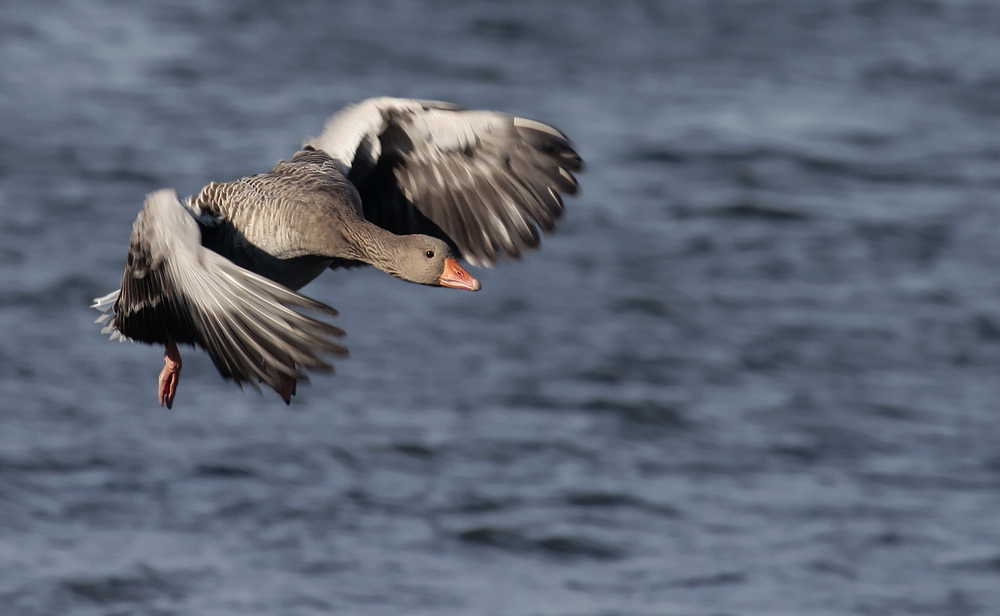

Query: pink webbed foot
[158,341,182,409]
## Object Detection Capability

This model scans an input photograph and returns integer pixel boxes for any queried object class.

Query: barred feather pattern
[304,97,583,266]
[92,189,348,391]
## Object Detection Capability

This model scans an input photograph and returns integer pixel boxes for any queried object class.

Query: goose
[93,97,583,407]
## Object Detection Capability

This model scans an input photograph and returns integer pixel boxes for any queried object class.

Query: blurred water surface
[3,1,1000,614]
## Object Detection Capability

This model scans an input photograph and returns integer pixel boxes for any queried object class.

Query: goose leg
[158,340,182,409]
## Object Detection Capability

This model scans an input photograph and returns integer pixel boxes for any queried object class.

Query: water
[2,1,1000,614]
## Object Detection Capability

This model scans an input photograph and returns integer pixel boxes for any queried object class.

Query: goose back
[188,150,370,289]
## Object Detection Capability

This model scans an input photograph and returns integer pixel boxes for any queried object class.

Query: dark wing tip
[352,105,583,267]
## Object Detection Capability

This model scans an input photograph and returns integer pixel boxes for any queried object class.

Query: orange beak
[438,258,481,291]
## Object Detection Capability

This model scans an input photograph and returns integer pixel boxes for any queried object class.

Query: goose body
[94,97,583,406]
[186,150,366,290]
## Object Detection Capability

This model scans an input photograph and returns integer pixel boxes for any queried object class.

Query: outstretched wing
[304,97,583,266]
[93,189,348,391]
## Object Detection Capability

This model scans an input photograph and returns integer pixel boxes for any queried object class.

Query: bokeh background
[3,1,1000,614]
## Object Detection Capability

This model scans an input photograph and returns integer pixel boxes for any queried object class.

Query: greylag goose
[94,97,583,406]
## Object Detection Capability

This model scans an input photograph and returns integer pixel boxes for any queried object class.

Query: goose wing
[93,189,348,391]
[304,97,583,266]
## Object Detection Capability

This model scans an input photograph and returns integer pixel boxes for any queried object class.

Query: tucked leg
[158,340,182,409]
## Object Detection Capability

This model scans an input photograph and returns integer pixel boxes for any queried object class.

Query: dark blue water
[3,1,1000,613]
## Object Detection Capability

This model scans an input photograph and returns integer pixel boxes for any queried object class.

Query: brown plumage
[94,97,582,405]
[306,97,583,266]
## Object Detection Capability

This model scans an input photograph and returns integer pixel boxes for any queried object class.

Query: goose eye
[425,250,435,258]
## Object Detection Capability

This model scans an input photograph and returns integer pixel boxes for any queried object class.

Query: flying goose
[94,97,583,406]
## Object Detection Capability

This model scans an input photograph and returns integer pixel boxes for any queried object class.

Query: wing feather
[93,189,347,391]
[305,97,583,266]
